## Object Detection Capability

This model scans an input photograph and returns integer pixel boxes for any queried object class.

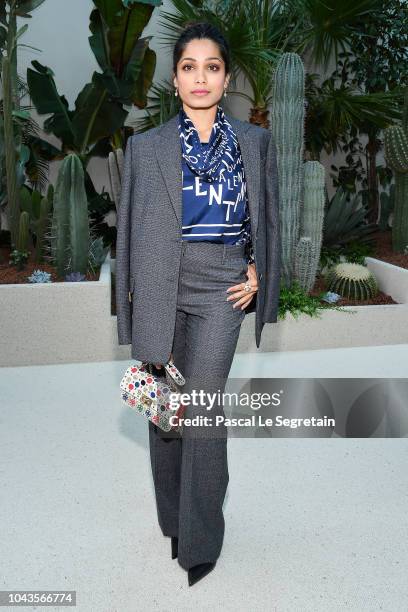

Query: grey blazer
[115,112,281,364]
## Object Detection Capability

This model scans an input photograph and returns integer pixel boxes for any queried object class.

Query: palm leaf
[295,0,385,71]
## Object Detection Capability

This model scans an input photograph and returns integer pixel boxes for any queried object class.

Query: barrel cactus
[325,263,379,301]
[384,88,408,252]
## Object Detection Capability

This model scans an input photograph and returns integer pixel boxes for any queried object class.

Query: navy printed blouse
[181,140,255,264]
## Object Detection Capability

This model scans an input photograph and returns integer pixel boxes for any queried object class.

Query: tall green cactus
[270,53,305,287]
[52,154,90,276]
[270,53,325,292]
[384,88,408,253]
[295,161,326,292]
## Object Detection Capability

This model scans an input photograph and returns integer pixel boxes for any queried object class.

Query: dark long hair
[172,21,231,76]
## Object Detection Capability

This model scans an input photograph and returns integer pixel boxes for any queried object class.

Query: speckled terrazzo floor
[1,345,408,611]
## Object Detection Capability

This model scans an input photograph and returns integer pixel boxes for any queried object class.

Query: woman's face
[174,38,230,110]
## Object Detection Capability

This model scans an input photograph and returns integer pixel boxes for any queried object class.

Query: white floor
[1,345,408,611]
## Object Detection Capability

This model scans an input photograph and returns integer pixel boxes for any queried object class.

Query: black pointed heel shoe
[188,561,216,587]
[171,536,178,559]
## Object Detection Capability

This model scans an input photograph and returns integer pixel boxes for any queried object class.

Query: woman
[116,22,281,586]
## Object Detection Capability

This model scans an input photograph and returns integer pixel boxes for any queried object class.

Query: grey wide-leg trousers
[148,240,248,570]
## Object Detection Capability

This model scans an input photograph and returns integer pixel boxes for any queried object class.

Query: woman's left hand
[226,263,258,310]
[154,352,173,369]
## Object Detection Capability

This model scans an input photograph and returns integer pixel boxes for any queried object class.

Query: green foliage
[20,0,161,258]
[26,0,158,156]
[27,62,127,155]
[9,248,29,270]
[287,0,385,72]
[1,0,49,247]
[342,241,375,265]
[324,2,407,222]
[305,69,403,162]
[323,186,377,250]
[319,246,343,272]
[277,280,348,321]
[320,240,375,271]
[347,0,408,92]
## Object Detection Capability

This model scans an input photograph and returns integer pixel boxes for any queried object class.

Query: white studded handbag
[120,358,186,433]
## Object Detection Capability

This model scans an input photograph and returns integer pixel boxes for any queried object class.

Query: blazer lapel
[154,115,182,226]
[154,111,259,240]
[229,114,260,241]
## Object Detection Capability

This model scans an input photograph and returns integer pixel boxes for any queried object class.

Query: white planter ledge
[237,257,408,353]
[0,250,114,366]
[1,254,408,366]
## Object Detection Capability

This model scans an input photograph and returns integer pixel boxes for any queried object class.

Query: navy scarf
[177,104,254,262]
[178,104,243,184]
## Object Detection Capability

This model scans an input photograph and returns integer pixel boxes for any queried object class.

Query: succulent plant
[27,269,52,283]
[321,291,341,304]
[65,272,86,282]
[324,263,378,301]
[9,248,29,270]
[323,186,377,250]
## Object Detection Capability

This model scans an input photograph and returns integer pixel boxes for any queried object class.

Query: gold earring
[224,89,227,98]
